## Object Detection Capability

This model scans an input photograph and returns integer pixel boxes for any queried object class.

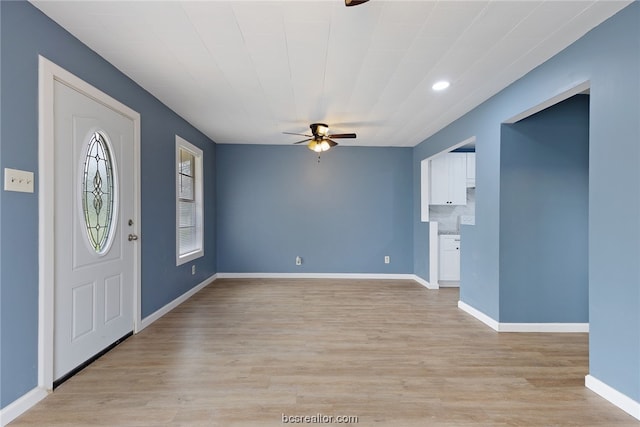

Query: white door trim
[38,55,142,391]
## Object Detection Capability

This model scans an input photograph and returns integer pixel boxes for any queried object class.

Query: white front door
[53,80,136,381]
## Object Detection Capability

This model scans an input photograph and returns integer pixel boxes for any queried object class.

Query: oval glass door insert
[82,131,117,254]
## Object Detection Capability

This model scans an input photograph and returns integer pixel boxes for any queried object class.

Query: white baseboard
[458,300,500,330]
[586,375,640,421]
[499,322,589,333]
[0,387,48,426]
[139,273,217,331]
[458,301,589,333]
[217,272,415,281]
[217,272,438,289]
[412,275,438,290]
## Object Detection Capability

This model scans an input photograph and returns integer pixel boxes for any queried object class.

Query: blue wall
[216,144,413,274]
[2,0,639,415]
[0,1,216,407]
[413,105,502,319]
[499,95,589,323]
[413,3,639,401]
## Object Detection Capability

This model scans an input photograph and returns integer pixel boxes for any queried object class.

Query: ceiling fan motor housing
[310,123,329,137]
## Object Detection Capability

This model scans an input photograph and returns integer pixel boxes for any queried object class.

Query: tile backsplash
[429,188,476,234]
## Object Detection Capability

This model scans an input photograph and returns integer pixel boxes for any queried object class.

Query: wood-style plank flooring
[11,278,639,426]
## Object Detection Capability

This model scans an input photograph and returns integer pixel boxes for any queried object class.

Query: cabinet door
[429,155,450,205]
[466,153,476,188]
[430,153,467,205]
[448,153,467,205]
[439,235,461,281]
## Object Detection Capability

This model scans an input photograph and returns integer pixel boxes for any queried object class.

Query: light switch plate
[4,168,34,193]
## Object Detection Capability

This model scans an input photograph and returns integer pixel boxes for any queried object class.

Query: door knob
[128,234,138,241]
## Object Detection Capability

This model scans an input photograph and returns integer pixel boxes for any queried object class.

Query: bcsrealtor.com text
[282,413,359,424]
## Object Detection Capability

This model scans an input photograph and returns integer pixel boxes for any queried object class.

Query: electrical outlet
[384,256,390,264]
[295,256,302,266]
[191,265,196,275]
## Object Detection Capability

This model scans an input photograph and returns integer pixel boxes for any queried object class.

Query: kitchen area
[428,149,475,287]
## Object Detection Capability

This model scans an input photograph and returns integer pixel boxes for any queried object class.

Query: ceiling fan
[284,123,357,153]
[345,0,369,6]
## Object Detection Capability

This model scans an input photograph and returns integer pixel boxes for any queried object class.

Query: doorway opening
[499,91,590,324]
[420,136,475,289]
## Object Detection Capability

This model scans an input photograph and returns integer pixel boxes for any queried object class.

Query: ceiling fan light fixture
[308,139,331,153]
[308,140,319,152]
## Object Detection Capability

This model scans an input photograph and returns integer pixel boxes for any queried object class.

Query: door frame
[38,56,142,391]
[420,136,475,288]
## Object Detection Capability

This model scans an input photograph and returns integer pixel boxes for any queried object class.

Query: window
[82,130,117,254]
[176,136,203,265]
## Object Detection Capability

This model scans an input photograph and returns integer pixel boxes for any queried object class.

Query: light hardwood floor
[11,278,639,426]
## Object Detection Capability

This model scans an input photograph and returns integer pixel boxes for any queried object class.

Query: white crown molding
[586,375,640,421]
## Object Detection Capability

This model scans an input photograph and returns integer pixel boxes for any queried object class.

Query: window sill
[176,249,204,266]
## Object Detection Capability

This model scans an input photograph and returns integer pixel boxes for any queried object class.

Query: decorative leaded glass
[82,131,115,253]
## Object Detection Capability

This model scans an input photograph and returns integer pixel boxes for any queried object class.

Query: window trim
[175,135,204,265]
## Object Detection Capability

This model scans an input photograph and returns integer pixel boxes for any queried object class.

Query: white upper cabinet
[466,153,476,188]
[430,153,467,205]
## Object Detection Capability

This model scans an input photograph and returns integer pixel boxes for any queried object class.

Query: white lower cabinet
[439,234,460,281]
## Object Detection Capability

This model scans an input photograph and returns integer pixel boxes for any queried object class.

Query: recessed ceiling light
[432,80,450,91]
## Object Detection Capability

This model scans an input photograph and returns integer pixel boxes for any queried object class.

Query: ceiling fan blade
[345,0,369,6]
[326,139,338,147]
[327,133,356,139]
[292,138,312,145]
[283,132,312,137]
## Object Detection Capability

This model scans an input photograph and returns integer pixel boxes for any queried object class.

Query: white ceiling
[31,0,630,147]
